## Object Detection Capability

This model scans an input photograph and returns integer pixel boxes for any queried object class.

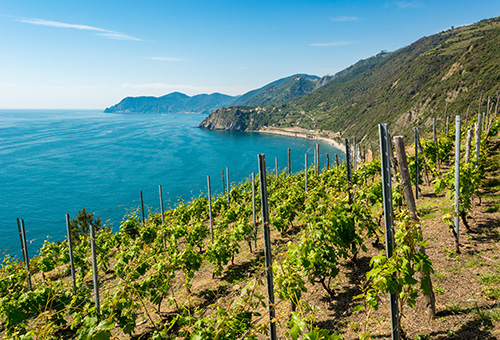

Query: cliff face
[199,107,252,131]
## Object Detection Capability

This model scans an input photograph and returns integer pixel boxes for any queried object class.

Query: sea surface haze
[0,110,344,258]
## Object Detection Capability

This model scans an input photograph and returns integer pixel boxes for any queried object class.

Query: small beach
[256,126,345,153]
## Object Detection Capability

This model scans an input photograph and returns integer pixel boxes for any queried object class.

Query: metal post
[378,124,400,340]
[288,148,291,175]
[222,169,225,195]
[66,214,77,294]
[140,190,145,225]
[414,128,419,199]
[258,154,277,340]
[315,144,319,175]
[159,185,165,225]
[446,116,449,134]
[454,115,461,253]
[16,218,26,264]
[345,138,353,204]
[89,223,100,314]
[207,176,213,244]
[432,118,437,143]
[305,153,308,194]
[353,137,357,171]
[226,167,230,203]
[252,172,257,250]
[465,127,472,164]
[19,219,32,291]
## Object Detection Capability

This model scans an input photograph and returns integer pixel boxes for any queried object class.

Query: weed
[435,286,445,294]
[413,332,431,340]
[479,272,500,285]
[483,287,500,300]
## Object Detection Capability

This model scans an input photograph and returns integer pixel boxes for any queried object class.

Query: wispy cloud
[394,1,423,9]
[19,18,142,41]
[310,41,354,47]
[331,16,359,22]
[148,57,183,62]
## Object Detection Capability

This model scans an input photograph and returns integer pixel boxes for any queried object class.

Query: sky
[1,0,500,109]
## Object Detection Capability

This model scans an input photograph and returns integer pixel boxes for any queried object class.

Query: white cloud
[19,17,142,41]
[310,41,354,47]
[331,16,359,22]
[148,57,184,62]
[394,1,423,9]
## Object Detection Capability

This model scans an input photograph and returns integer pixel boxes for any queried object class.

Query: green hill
[200,16,500,142]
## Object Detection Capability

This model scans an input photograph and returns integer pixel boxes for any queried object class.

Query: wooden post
[159,185,165,225]
[288,148,291,175]
[275,157,278,177]
[335,153,339,167]
[252,172,257,250]
[453,116,461,253]
[393,136,418,221]
[394,136,436,319]
[417,136,430,185]
[89,223,100,315]
[326,153,330,170]
[258,154,277,340]
[378,124,401,340]
[66,214,77,294]
[475,114,482,166]
[140,190,145,225]
[207,176,213,244]
[414,128,419,199]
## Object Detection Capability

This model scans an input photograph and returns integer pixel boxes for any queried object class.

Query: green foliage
[69,208,103,242]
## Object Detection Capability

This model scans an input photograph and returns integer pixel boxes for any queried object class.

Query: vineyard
[1,112,500,340]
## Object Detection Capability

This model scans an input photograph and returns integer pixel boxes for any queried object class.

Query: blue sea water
[0,110,344,258]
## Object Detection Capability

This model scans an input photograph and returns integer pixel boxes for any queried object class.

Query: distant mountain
[105,73,328,115]
[104,92,236,114]
[200,16,500,142]
[231,74,325,106]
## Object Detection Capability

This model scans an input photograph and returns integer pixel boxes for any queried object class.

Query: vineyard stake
[394,136,418,221]
[353,136,357,171]
[159,185,165,225]
[226,167,230,203]
[65,214,77,294]
[275,157,278,177]
[258,154,277,340]
[315,143,319,175]
[18,218,32,291]
[446,115,449,134]
[379,124,400,340]
[305,153,308,194]
[16,218,26,265]
[326,153,330,170]
[222,169,225,195]
[288,148,291,175]
[207,176,213,244]
[345,138,353,204]
[465,127,472,164]
[89,223,100,315]
[335,153,339,167]
[252,172,257,250]
[417,135,430,185]
[140,190,145,225]
[475,117,481,167]
[454,115,461,253]
[414,128,419,199]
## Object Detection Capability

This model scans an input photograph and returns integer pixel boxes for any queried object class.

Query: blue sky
[1,0,500,109]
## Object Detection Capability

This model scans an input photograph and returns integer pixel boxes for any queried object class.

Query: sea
[0,109,344,259]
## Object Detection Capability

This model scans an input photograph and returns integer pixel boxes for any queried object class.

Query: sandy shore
[255,126,346,153]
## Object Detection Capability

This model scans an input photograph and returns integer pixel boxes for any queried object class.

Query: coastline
[255,126,346,153]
